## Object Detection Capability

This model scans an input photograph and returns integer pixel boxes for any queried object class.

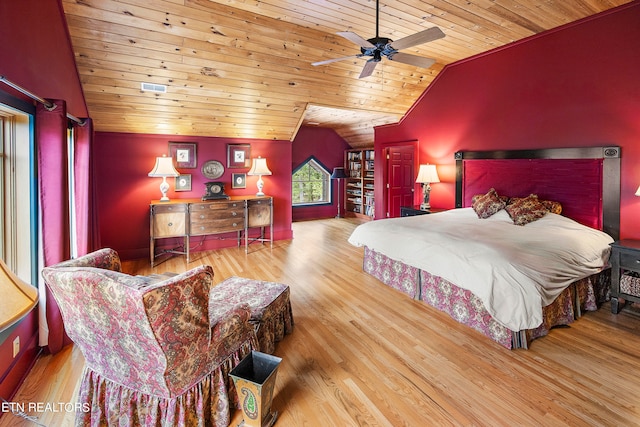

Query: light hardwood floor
[2,218,640,426]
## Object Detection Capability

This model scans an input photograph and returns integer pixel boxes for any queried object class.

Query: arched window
[292,157,331,206]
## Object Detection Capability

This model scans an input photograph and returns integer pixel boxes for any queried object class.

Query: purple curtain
[37,100,71,354]
[73,118,98,256]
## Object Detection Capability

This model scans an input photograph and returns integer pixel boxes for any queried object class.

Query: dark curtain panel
[36,100,71,354]
[73,118,98,255]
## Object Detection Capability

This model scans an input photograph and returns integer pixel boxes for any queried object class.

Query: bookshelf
[345,148,375,220]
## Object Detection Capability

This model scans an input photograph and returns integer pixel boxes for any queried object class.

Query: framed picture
[231,173,246,189]
[227,144,251,168]
[175,174,192,191]
[168,142,197,169]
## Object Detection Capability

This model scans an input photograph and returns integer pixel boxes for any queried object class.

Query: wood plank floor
[2,218,640,426]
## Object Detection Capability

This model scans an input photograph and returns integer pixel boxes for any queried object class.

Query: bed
[348,147,621,349]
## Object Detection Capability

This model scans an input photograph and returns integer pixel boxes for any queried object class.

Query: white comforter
[348,208,613,330]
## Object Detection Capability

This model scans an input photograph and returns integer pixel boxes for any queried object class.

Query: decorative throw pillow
[505,194,549,225]
[472,188,506,219]
[541,199,562,215]
[472,194,510,205]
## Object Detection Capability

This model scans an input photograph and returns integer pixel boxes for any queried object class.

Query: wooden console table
[150,195,273,266]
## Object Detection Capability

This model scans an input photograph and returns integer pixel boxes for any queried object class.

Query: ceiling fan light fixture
[312,0,444,79]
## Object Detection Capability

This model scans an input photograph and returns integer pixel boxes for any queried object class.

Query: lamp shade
[248,157,272,176]
[148,155,180,177]
[416,164,440,183]
[636,186,640,196]
[331,167,348,179]
[0,257,38,332]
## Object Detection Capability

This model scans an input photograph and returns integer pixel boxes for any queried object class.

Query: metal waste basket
[230,351,282,427]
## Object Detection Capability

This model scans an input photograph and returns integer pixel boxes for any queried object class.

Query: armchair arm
[143,265,216,395]
[48,248,121,272]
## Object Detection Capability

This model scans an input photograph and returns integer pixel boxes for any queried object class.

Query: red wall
[292,126,351,221]
[375,3,640,239]
[0,0,87,118]
[94,132,293,260]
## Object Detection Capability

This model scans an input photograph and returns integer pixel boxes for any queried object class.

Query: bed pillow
[541,199,563,215]
[471,194,510,205]
[505,194,549,225]
[472,188,506,219]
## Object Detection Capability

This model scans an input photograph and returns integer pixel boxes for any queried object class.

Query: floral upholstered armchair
[42,248,258,427]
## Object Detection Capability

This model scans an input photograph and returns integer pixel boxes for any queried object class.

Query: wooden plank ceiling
[62,0,630,148]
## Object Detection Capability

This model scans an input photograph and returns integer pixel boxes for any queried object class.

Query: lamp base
[420,183,432,212]
[159,178,171,202]
[255,176,265,196]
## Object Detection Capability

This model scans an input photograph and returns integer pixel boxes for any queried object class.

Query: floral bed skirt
[363,247,610,349]
[76,340,254,427]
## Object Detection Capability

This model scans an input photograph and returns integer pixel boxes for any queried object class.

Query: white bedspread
[348,208,613,330]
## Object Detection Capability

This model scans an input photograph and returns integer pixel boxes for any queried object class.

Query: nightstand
[400,206,446,217]
[609,239,640,314]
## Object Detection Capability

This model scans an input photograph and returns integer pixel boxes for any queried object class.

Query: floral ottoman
[209,276,294,354]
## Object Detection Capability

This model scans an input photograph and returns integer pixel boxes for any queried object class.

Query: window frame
[0,91,38,336]
[0,92,37,283]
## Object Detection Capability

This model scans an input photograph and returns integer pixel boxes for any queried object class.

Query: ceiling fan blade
[312,55,362,66]
[387,52,436,69]
[359,60,379,79]
[337,31,376,49]
[389,27,445,51]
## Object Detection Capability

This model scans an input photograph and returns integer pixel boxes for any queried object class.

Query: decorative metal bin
[230,351,282,427]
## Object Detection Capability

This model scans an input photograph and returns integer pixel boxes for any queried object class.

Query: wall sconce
[636,185,640,196]
[415,164,440,211]
[330,167,349,218]
[148,155,180,202]
[248,156,272,196]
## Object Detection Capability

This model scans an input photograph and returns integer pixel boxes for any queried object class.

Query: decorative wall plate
[201,160,224,179]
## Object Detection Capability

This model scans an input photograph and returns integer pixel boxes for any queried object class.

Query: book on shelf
[365,203,375,216]
[348,152,362,161]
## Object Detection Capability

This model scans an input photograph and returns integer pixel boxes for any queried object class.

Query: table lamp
[148,155,180,201]
[248,157,272,196]
[415,164,440,211]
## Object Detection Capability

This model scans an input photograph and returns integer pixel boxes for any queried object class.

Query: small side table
[609,239,640,314]
[400,206,446,217]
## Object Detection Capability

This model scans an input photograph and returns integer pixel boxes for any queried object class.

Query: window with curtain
[292,157,331,206]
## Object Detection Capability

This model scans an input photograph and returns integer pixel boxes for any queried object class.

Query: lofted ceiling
[61,0,630,148]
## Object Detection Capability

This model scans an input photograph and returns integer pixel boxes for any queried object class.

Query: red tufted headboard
[455,147,620,240]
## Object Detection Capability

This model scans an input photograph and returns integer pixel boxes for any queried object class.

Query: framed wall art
[227,144,251,168]
[231,173,246,189]
[168,142,197,169]
[175,174,192,191]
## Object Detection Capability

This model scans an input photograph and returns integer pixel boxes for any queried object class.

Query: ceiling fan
[312,0,445,78]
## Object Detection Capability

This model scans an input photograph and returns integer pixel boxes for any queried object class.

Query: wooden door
[386,145,415,218]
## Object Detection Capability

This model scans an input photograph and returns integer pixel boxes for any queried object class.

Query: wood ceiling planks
[61,0,631,146]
